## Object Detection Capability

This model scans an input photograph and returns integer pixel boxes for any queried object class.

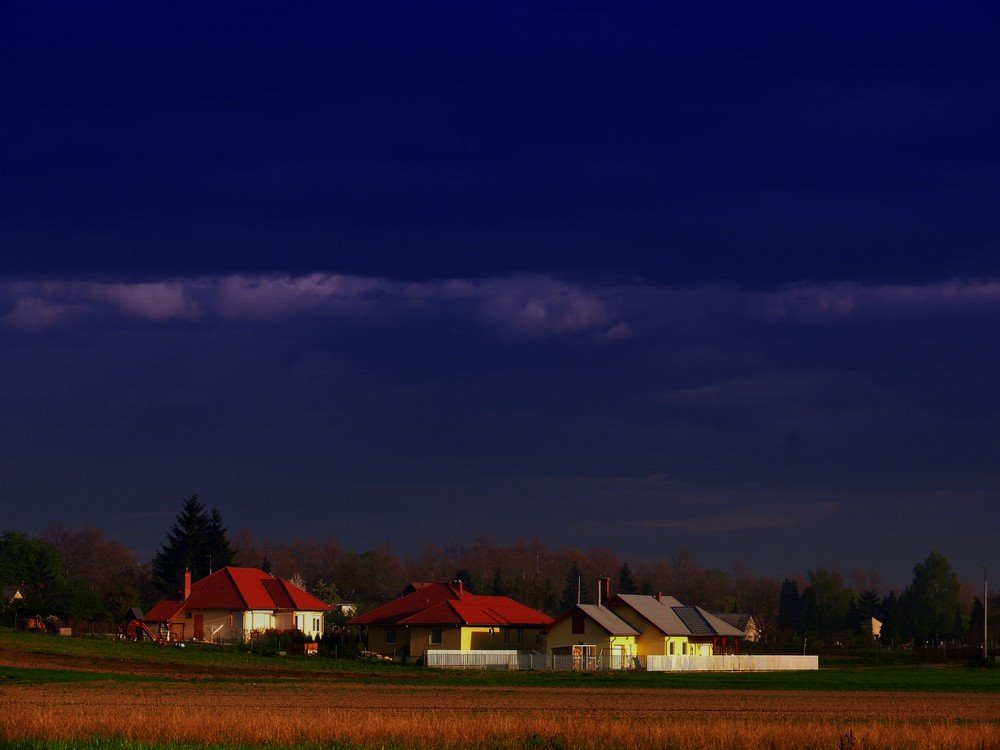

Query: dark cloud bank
[3,274,998,586]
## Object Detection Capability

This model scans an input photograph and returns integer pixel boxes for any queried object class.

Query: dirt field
[4,680,1000,749]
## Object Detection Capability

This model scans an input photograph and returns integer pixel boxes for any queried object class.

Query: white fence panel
[646,654,818,672]
[425,650,519,669]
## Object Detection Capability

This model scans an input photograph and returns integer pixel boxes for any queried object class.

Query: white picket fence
[425,650,624,670]
[425,650,818,671]
[646,654,818,672]
[425,650,520,669]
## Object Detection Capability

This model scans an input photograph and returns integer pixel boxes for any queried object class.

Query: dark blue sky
[2,2,998,587]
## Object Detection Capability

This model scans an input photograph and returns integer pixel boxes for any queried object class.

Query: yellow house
[546,604,639,669]
[607,593,743,656]
[349,582,553,660]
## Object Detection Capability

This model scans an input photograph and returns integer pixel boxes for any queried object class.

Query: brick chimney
[183,569,192,601]
[655,592,662,603]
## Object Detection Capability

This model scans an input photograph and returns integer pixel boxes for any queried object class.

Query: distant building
[712,613,761,643]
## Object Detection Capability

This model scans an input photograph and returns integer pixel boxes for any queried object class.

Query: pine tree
[777,578,803,635]
[618,562,639,594]
[560,562,591,612]
[491,568,506,596]
[151,495,232,593]
[204,506,235,574]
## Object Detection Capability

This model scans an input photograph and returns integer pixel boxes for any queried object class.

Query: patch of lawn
[2,627,997,693]
[0,666,170,685]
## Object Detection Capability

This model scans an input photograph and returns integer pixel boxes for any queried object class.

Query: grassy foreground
[0,627,997,692]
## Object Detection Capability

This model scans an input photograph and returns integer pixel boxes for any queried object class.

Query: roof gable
[348,583,553,628]
[144,567,331,621]
[551,604,640,636]
[608,594,689,635]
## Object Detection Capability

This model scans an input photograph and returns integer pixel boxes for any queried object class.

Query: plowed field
[4,680,1000,749]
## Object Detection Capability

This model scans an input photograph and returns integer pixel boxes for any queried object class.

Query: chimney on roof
[183,569,192,601]
[656,592,662,603]
[458,579,464,594]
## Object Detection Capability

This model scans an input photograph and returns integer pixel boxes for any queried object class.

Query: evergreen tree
[617,562,639,594]
[559,562,591,612]
[490,568,506,596]
[880,591,901,645]
[969,597,985,644]
[204,506,235,574]
[801,568,851,636]
[151,495,232,593]
[857,589,881,621]
[777,578,803,635]
[541,578,559,615]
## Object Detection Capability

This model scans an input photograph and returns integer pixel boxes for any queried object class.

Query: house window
[572,614,585,634]
[682,642,688,655]
[313,617,320,632]
[385,627,396,645]
[517,629,523,645]
[503,628,510,645]
[430,628,442,645]
[669,641,675,655]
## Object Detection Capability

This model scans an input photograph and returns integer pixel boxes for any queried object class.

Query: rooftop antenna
[577,574,581,605]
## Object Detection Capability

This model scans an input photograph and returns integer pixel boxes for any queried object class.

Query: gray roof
[673,606,714,635]
[611,594,689,635]
[713,613,753,631]
[611,594,745,638]
[674,606,745,637]
[574,604,641,636]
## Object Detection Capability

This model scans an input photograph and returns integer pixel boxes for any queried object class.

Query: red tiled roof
[348,582,553,628]
[144,567,331,621]
[143,597,184,622]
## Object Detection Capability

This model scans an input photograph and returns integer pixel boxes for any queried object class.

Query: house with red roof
[347,581,553,659]
[143,566,331,643]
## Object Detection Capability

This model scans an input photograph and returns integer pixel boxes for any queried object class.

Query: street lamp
[982,565,989,661]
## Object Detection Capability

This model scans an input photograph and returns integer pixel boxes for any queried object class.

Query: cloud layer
[0,273,625,341]
[5,273,1000,337]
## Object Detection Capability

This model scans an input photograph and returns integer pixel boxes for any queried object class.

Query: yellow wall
[462,626,545,651]
[546,614,636,657]
[407,625,462,657]
[366,625,401,656]
[610,605,692,657]
[365,624,547,658]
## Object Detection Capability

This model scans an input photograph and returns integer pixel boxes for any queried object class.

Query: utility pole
[984,565,989,661]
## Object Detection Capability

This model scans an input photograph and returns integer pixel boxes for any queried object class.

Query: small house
[348,581,553,660]
[545,603,639,668]
[143,566,330,642]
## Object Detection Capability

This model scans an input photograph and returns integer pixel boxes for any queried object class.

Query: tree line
[1,496,996,649]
